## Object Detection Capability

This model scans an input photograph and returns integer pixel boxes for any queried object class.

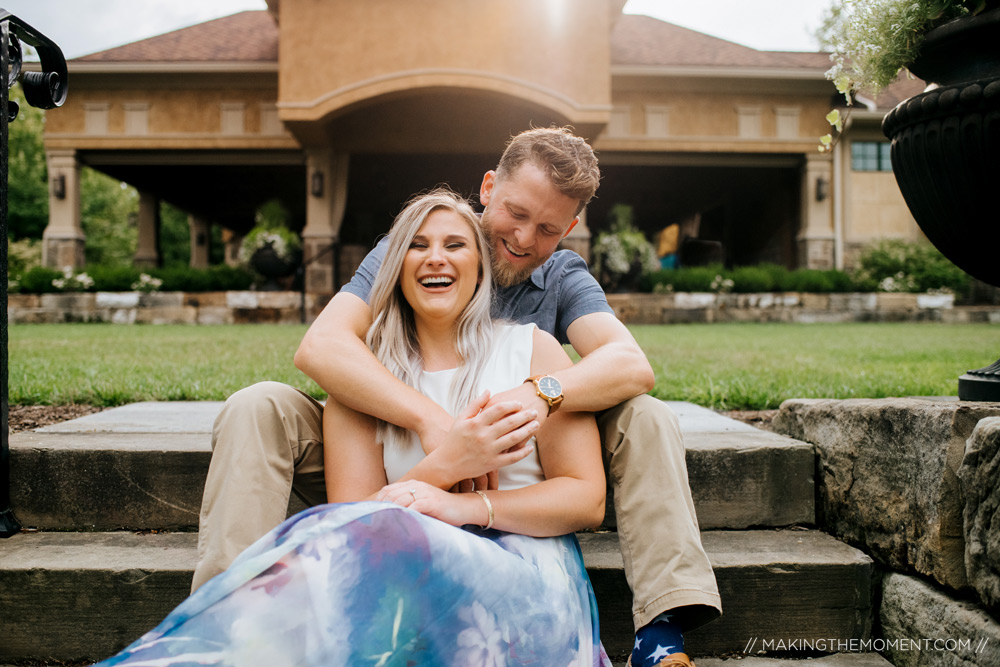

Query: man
[194,127,720,667]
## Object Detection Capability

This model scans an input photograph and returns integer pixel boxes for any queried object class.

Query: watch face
[537,375,562,399]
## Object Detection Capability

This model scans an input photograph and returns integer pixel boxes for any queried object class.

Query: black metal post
[1,9,68,538]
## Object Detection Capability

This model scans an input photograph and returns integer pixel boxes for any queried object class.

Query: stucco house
[40,0,922,295]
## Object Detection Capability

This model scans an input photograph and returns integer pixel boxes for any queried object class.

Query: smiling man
[193,127,721,667]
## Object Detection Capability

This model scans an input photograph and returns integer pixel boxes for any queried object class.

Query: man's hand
[432,391,540,486]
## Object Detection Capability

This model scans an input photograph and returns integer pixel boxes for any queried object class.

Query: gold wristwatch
[525,375,563,414]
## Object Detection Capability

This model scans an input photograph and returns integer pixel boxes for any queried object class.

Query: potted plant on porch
[590,204,660,293]
[239,199,302,290]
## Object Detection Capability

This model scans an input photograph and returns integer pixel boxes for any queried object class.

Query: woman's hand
[377,480,486,528]
[433,391,539,485]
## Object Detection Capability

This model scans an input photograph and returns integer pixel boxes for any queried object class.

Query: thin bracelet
[474,490,494,530]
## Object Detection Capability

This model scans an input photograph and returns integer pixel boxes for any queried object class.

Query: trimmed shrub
[644,265,723,293]
[644,264,859,294]
[16,266,64,293]
[730,265,779,293]
[853,239,971,294]
[152,265,254,292]
[787,269,858,293]
[86,265,144,292]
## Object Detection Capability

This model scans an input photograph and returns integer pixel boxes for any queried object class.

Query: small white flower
[710,275,734,294]
[455,601,507,667]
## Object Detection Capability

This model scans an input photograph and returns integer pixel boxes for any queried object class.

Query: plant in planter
[239,199,302,290]
[819,0,990,101]
[590,205,660,293]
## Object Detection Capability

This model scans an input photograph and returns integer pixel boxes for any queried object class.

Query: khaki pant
[192,381,721,631]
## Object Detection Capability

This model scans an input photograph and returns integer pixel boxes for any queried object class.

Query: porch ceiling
[82,150,306,234]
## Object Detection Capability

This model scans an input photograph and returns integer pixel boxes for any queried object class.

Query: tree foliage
[7,83,48,240]
[81,168,139,266]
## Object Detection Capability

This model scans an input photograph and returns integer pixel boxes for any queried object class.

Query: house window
[851,141,893,171]
[123,103,149,135]
[608,105,631,137]
[84,103,109,135]
[774,106,800,139]
[645,105,670,138]
[259,103,282,135]
[221,102,246,135]
[736,106,761,138]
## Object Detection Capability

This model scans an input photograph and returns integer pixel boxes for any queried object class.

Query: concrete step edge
[9,427,816,531]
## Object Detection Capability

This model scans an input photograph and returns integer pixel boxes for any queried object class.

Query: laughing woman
[93,189,611,666]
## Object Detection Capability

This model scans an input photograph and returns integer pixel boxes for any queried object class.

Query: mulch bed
[7,405,106,433]
[720,409,778,432]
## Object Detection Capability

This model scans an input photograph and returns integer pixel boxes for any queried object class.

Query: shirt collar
[527,262,547,290]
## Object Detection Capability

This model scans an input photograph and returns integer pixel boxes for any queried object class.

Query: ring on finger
[408,488,417,502]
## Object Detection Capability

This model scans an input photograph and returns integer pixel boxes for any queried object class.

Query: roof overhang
[64,61,279,74]
[611,65,829,81]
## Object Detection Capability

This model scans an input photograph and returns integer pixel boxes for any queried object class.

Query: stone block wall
[9,291,999,326]
[7,291,333,325]
[605,292,999,325]
[774,398,1000,665]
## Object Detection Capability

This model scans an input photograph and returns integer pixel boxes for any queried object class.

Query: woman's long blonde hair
[366,188,496,445]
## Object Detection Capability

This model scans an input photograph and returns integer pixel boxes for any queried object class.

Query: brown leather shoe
[626,652,695,667]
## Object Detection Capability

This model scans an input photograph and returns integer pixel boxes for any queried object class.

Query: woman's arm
[379,327,606,536]
[322,395,387,502]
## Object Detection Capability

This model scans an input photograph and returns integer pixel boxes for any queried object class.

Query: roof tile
[75,11,277,62]
[611,14,828,70]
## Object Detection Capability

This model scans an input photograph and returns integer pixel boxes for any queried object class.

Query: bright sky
[3,0,831,60]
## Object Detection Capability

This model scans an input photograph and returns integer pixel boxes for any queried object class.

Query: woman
[93,190,611,666]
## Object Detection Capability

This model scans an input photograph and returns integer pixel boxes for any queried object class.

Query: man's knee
[601,394,680,442]
[218,381,306,420]
[213,381,320,454]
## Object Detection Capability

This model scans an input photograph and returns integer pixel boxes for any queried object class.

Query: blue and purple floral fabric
[95,502,611,666]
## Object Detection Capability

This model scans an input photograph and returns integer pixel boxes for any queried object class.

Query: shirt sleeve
[554,253,615,343]
[338,236,389,304]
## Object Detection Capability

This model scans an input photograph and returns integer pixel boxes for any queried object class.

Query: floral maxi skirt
[94,502,612,666]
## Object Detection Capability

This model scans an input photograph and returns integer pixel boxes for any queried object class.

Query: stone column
[134,191,160,268]
[41,150,85,268]
[302,149,349,295]
[188,214,210,268]
[797,153,835,270]
[558,208,592,263]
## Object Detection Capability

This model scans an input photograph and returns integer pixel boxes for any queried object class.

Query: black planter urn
[881,7,1000,286]
[250,243,301,290]
[881,7,1000,401]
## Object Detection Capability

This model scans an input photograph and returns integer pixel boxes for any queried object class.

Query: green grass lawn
[7,322,999,410]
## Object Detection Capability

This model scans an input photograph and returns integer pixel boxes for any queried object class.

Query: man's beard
[482,221,542,287]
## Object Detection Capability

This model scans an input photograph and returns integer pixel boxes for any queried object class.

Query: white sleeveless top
[382,323,545,490]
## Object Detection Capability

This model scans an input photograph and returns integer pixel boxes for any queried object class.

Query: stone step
[8,401,815,531]
[0,528,873,663]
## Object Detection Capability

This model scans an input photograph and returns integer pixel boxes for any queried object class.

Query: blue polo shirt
[340,236,614,345]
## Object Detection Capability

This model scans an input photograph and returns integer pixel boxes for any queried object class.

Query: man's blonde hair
[495,126,600,215]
